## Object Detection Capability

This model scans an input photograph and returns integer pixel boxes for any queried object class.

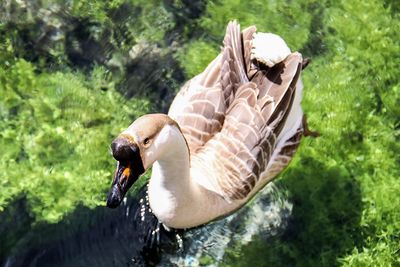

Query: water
[160,182,292,266]
[3,1,386,265]
[3,182,292,267]
[0,2,295,266]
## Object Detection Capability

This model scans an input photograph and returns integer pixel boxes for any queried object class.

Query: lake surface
[2,1,398,266]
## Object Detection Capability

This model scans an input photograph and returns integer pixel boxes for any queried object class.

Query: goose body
[107,21,309,229]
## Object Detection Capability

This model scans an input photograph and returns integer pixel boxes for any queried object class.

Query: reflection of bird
[107,21,313,230]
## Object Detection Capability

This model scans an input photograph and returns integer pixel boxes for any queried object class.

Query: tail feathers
[264,54,302,137]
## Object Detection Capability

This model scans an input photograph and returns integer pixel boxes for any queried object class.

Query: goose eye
[143,138,150,145]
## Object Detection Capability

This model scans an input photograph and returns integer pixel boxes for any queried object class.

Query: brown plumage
[110,21,311,228]
[170,21,304,202]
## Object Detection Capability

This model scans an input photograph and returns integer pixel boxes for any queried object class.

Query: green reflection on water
[1,0,399,266]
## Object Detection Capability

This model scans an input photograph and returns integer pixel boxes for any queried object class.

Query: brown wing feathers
[173,21,304,201]
[174,22,251,152]
[221,21,249,107]
[211,22,303,201]
[177,88,225,152]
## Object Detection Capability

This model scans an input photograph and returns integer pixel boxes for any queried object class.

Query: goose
[106,21,315,230]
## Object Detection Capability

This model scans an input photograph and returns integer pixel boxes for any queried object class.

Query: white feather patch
[251,32,291,67]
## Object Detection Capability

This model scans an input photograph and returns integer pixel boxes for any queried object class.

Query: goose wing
[192,22,304,201]
[168,21,248,152]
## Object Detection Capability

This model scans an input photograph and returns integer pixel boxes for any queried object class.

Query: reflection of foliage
[0,0,184,111]
[0,0,399,266]
[0,0,175,64]
[0,60,148,222]
[224,160,362,266]
[176,0,317,77]
[0,0,200,260]
[174,40,219,78]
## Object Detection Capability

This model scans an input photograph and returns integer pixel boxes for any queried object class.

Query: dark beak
[106,136,144,208]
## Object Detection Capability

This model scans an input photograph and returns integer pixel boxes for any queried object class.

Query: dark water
[1,1,367,266]
[2,182,292,267]
[0,1,294,266]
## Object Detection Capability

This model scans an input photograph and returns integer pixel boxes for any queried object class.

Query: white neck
[148,125,200,228]
[147,124,238,228]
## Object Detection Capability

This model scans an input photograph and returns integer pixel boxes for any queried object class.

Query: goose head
[106,113,182,208]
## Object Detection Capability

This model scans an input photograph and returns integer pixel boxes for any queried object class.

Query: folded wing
[170,21,304,201]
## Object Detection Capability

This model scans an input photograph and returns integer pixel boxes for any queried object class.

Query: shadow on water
[223,156,363,266]
[1,157,363,267]
[1,184,182,267]
[1,181,294,267]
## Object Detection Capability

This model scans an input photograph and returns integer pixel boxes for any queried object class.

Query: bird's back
[169,21,305,203]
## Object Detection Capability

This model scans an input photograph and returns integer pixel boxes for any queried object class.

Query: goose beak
[107,137,144,208]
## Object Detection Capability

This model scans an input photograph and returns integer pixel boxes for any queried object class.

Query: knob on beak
[111,137,136,162]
